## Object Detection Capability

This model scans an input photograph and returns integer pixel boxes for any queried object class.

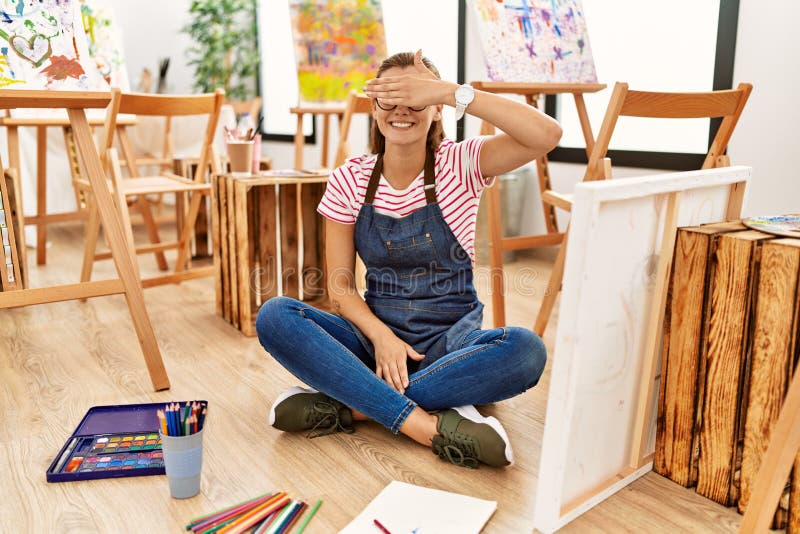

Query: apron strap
[364,145,436,205]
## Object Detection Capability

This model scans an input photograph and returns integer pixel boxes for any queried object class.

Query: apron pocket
[384,233,439,277]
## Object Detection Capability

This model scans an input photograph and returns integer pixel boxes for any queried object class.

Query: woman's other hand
[373,330,425,394]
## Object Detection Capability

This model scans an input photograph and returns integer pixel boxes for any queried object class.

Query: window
[257,0,465,142]
[547,0,739,169]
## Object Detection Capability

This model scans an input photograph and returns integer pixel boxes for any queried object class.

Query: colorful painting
[470,0,597,83]
[79,0,129,90]
[0,0,106,90]
[289,0,386,103]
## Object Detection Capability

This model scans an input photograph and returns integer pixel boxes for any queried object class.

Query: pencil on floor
[186,491,274,527]
[252,511,280,534]
[189,493,278,532]
[279,501,306,534]
[294,499,322,534]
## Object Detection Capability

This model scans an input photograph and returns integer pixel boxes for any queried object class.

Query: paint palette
[46,401,201,483]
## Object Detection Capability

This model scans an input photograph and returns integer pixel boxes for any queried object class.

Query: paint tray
[46,401,203,483]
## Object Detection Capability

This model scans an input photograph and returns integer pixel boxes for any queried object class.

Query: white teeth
[391,122,413,128]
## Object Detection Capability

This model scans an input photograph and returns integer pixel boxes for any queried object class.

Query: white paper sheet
[339,480,497,534]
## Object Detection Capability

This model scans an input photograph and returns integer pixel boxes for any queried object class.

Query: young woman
[256,50,562,469]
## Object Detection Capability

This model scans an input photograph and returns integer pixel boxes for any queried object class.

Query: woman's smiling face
[372,65,441,150]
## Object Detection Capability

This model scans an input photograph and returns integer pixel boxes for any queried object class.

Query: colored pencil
[261,500,297,534]
[187,492,274,527]
[294,499,322,534]
[373,518,392,534]
[192,493,280,532]
[217,494,290,534]
[252,511,280,534]
[277,501,306,534]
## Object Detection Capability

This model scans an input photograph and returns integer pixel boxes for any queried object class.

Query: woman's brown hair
[369,52,446,154]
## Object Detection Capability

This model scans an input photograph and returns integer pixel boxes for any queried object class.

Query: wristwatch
[454,84,475,121]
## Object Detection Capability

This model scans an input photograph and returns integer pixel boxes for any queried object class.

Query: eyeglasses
[375,98,427,112]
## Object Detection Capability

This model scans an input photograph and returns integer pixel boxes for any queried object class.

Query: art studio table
[0,114,137,266]
[211,170,330,336]
[289,105,346,169]
[470,81,606,327]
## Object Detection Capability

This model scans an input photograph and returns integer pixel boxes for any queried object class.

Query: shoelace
[305,400,354,439]
[432,439,480,469]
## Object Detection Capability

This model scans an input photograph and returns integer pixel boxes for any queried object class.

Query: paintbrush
[156,57,170,93]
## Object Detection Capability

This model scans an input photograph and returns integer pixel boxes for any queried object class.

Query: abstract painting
[79,0,129,90]
[470,0,597,83]
[0,0,106,90]
[289,0,386,103]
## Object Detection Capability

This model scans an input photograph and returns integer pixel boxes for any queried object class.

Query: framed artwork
[469,0,597,83]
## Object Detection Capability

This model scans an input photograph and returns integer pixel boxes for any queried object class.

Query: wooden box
[656,222,800,528]
[173,155,273,260]
[210,171,329,336]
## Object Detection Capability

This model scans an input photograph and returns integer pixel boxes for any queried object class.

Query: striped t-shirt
[317,137,491,262]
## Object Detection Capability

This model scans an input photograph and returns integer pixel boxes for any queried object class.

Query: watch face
[455,85,474,105]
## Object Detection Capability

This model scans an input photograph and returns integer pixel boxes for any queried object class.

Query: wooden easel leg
[80,198,101,288]
[740,366,800,532]
[36,126,47,265]
[486,178,506,328]
[68,109,170,391]
[534,226,568,336]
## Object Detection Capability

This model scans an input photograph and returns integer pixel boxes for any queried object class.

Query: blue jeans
[256,296,547,433]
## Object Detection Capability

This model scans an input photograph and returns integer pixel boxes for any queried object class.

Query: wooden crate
[657,223,800,528]
[211,171,329,336]
[174,155,273,260]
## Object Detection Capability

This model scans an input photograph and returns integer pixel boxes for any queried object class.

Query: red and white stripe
[317,137,491,262]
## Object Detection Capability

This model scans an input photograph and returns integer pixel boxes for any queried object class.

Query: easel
[0,90,169,392]
[470,81,605,327]
[290,105,345,169]
[0,114,137,265]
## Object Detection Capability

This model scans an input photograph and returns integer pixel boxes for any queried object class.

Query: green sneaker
[269,386,354,438]
[432,405,513,468]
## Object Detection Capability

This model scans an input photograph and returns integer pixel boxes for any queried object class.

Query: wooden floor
[0,222,752,533]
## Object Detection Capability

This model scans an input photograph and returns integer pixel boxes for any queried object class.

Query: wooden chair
[226,96,262,121]
[77,88,224,287]
[533,81,752,336]
[334,91,372,167]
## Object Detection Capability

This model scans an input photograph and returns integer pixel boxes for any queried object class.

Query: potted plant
[182,0,260,100]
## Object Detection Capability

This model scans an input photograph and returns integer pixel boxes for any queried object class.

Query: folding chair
[76,88,224,287]
[534,81,752,336]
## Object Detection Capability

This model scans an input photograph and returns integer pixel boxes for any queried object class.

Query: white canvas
[533,166,751,532]
[469,0,597,83]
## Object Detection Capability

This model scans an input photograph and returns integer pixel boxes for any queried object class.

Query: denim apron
[351,145,484,371]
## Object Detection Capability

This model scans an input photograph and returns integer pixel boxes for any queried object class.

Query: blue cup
[159,428,204,498]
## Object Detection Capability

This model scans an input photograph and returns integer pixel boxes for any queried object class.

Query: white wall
[728,0,800,216]
[114,0,799,219]
[112,0,195,94]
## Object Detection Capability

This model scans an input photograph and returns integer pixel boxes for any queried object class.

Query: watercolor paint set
[46,401,203,483]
